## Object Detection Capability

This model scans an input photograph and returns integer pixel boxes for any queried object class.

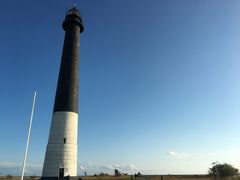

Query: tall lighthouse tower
[42,7,84,178]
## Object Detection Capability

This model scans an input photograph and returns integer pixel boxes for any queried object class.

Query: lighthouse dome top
[67,7,81,16]
[62,7,84,33]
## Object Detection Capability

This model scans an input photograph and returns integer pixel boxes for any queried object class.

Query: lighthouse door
[59,168,64,178]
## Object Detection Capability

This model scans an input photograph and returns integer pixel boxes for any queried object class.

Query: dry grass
[0,175,239,180]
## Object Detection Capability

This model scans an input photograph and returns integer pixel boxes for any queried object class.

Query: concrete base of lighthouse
[41,176,80,180]
[42,112,78,178]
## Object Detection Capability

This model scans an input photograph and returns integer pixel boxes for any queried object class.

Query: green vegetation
[209,162,239,177]
[114,169,121,176]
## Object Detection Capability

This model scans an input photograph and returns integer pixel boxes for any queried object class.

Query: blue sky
[0,0,240,176]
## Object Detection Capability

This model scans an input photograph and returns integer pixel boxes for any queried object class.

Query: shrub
[209,162,239,177]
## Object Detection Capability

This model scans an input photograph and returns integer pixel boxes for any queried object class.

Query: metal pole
[21,91,37,180]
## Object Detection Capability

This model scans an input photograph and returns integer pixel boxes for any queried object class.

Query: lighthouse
[42,7,84,178]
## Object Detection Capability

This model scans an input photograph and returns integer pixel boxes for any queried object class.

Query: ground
[0,175,239,180]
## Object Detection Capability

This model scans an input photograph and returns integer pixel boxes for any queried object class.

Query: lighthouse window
[63,138,66,144]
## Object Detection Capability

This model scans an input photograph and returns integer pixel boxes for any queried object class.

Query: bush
[114,169,121,176]
[98,172,109,176]
[6,175,13,179]
[209,162,239,177]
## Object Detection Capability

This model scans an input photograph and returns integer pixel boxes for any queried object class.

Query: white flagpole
[21,91,37,180]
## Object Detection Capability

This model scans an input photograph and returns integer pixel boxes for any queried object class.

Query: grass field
[0,175,239,180]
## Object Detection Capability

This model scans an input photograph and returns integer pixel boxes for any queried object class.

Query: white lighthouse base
[42,111,78,177]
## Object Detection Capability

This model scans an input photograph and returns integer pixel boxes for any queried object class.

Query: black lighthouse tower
[42,7,84,179]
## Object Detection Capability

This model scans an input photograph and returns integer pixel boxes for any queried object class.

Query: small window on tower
[63,138,66,144]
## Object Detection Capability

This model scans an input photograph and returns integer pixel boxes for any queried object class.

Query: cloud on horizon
[166,151,190,158]
[0,162,42,176]
[78,163,140,175]
[0,161,141,176]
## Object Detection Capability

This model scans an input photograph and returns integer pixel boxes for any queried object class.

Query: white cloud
[129,164,138,170]
[0,162,42,176]
[0,162,20,168]
[112,164,120,168]
[79,165,85,171]
[78,163,139,175]
[166,151,190,158]
[99,164,114,171]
